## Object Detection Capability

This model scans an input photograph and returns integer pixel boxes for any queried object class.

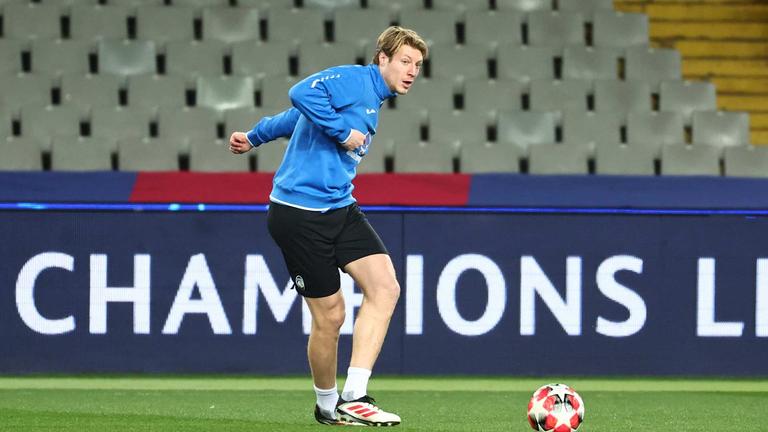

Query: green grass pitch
[1,376,767,431]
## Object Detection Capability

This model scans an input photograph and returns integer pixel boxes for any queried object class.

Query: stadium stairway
[614,0,768,146]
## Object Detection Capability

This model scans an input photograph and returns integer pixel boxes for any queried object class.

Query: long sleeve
[288,72,359,144]
[246,107,301,147]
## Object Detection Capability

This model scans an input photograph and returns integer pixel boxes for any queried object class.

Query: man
[229,26,427,427]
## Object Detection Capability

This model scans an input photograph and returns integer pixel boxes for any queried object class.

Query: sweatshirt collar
[369,64,398,100]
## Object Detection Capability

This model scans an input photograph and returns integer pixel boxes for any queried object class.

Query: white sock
[341,367,372,401]
[314,385,339,419]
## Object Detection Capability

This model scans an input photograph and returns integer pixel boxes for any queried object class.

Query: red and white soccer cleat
[336,395,401,427]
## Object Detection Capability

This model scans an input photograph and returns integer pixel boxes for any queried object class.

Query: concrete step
[751,129,768,145]
[646,3,768,20]
[718,94,768,111]
[675,40,768,57]
[684,58,768,76]
[708,77,768,93]
[651,21,768,39]
[748,112,768,129]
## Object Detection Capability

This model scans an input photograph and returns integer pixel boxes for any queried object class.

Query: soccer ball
[527,383,585,432]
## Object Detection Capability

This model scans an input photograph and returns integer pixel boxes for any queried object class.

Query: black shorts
[266,201,388,298]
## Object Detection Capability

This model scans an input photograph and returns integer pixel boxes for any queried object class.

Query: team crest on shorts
[295,275,305,291]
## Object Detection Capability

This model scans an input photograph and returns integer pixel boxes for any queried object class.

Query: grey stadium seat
[395,78,456,111]
[661,143,721,176]
[528,144,589,175]
[238,0,295,8]
[256,138,288,173]
[3,3,61,40]
[627,111,685,156]
[259,76,298,109]
[527,11,585,47]
[0,40,24,75]
[0,138,43,171]
[165,40,226,83]
[196,75,256,111]
[428,109,490,150]
[118,138,180,171]
[297,42,359,76]
[692,111,751,150]
[127,74,188,111]
[90,106,153,149]
[562,110,622,152]
[724,145,768,178]
[224,107,271,136]
[460,142,521,173]
[429,43,490,81]
[625,47,682,90]
[0,74,53,111]
[173,0,230,6]
[530,79,591,114]
[393,141,454,173]
[60,73,122,115]
[464,11,523,47]
[367,0,424,12]
[231,41,294,78]
[355,139,388,174]
[136,6,196,44]
[31,39,91,77]
[109,0,164,6]
[202,7,261,43]
[398,10,459,45]
[333,9,393,49]
[98,39,157,77]
[189,139,251,172]
[559,0,614,15]
[562,46,621,80]
[303,0,359,10]
[593,79,652,114]
[593,10,649,48]
[376,108,424,156]
[659,80,717,124]
[432,0,490,12]
[20,105,82,152]
[268,9,327,44]
[497,110,557,155]
[51,137,113,171]
[157,106,221,154]
[69,5,130,41]
[463,78,524,115]
[595,143,656,176]
[496,45,556,85]
[496,0,551,12]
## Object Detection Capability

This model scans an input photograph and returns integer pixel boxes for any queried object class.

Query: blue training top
[246,64,397,211]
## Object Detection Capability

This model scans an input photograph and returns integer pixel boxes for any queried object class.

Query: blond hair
[372,26,428,65]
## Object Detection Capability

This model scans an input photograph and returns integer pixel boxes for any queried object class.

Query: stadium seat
[558,0,613,16]
[268,9,327,44]
[659,80,717,124]
[109,0,164,6]
[355,138,387,174]
[255,138,289,173]
[238,0,295,8]
[395,78,456,111]
[530,79,591,114]
[495,0,550,12]
[428,43,489,81]
[30,39,91,77]
[431,0,489,13]
[189,139,251,172]
[3,3,61,40]
[592,10,649,48]
[165,40,226,83]
[527,11,585,47]
[367,0,424,11]
[464,11,523,47]
[297,42,360,76]
[393,141,454,173]
[136,6,196,44]
[428,109,490,151]
[463,78,524,115]
[562,110,622,152]
[0,138,43,171]
[496,45,556,85]
[60,73,122,116]
[202,7,261,43]
[625,47,682,90]
[69,5,131,41]
[692,111,750,150]
[51,137,113,171]
[19,105,82,152]
[259,76,298,109]
[459,141,521,173]
[118,138,180,171]
[303,0,359,10]
[661,144,720,176]
[157,106,221,154]
[333,9,394,49]
[127,74,188,111]
[98,39,157,77]
[223,107,271,136]
[196,75,256,111]
[0,74,53,111]
[594,143,656,176]
[173,0,230,7]
[496,110,557,155]
[723,145,768,178]
[90,106,153,150]
[528,144,589,175]
[376,107,424,156]
[562,46,621,80]
[0,108,11,138]
[593,79,652,114]
[398,10,459,45]
[231,41,293,78]
[0,40,24,75]
[627,111,685,156]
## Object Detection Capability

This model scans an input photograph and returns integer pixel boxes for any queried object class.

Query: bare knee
[313,301,346,334]
[369,279,400,307]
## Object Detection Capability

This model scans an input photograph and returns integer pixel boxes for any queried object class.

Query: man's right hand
[229,132,253,154]
[342,129,367,152]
